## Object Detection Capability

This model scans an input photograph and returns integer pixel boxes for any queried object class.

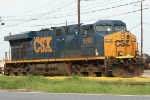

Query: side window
[65,27,69,34]
[82,26,93,35]
[56,29,62,36]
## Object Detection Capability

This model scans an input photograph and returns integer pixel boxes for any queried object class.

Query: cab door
[81,25,95,57]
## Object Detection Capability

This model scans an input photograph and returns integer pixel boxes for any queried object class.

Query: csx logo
[34,37,52,53]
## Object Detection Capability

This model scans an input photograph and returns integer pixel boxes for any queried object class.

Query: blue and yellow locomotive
[4,20,143,77]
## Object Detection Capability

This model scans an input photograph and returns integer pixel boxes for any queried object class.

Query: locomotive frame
[4,20,144,77]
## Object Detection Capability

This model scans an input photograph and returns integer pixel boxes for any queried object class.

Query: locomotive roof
[53,20,126,28]
[82,20,126,26]
[4,31,37,41]
[4,20,126,41]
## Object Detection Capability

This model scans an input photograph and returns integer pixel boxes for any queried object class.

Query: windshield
[95,25,112,32]
[114,26,126,31]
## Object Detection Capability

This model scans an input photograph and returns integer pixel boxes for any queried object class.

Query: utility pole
[141,1,143,60]
[134,1,146,60]
[78,0,80,34]
[66,20,67,26]
[137,1,149,60]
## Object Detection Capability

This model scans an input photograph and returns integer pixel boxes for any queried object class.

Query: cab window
[114,26,126,32]
[95,25,112,32]
[56,29,62,36]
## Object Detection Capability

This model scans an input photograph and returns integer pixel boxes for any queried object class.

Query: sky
[0,0,150,60]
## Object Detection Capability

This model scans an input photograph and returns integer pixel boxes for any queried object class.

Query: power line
[26,0,76,20]
[2,0,143,22]
[49,0,113,14]
[2,7,150,28]
[2,0,122,21]
[3,0,56,18]
[80,0,143,14]
[1,1,149,28]
[129,23,141,31]
[39,7,150,20]
[2,0,73,20]
[81,0,122,11]
[121,13,135,20]
[0,9,140,27]
[29,22,76,26]
[1,0,122,20]
[80,0,112,7]
[4,0,110,18]
[98,7,150,19]
[1,0,75,27]
[40,0,123,20]
[36,0,70,17]
[143,23,150,28]
[31,0,142,20]
[144,23,150,26]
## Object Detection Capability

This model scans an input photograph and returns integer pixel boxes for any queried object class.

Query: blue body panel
[4,31,37,41]
[4,20,126,60]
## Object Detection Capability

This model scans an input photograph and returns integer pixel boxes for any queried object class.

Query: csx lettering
[115,40,130,47]
[34,37,52,53]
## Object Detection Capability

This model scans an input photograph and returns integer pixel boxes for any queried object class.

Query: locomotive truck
[4,20,144,77]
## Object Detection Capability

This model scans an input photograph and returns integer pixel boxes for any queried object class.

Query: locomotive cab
[102,21,142,77]
[80,20,143,77]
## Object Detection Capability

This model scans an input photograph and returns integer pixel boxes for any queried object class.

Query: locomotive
[142,54,150,69]
[4,20,144,77]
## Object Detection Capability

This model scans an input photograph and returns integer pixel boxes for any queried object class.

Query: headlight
[142,54,149,60]
[135,51,139,55]
[143,55,147,60]
[121,33,124,39]
[105,39,113,42]
[131,38,136,42]
[126,54,131,56]
[118,51,123,56]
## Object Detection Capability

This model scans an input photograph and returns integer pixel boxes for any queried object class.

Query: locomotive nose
[116,31,137,57]
[104,31,137,57]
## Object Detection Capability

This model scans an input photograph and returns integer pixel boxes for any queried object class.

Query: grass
[0,75,150,95]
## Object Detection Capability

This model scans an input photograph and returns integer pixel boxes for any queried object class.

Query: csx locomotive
[4,20,144,77]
